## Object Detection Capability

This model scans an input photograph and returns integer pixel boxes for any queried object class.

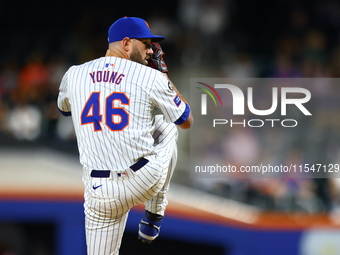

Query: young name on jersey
[89,70,125,85]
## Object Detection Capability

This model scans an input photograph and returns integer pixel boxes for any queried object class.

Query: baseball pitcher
[57,16,193,255]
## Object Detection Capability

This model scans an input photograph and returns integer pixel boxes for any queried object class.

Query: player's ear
[121,37,132,52]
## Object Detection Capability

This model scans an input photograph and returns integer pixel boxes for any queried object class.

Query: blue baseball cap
[108,17,165,43]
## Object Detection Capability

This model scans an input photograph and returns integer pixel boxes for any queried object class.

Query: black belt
[90,158,149,178]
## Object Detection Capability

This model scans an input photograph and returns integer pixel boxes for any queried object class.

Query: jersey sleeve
[150,73,188,124]
[57,68,72,116]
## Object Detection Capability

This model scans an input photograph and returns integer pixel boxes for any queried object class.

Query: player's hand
[148,42,168,73]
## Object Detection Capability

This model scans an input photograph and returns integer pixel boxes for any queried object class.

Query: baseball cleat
[138,237,152,244]
[138,210,163,243]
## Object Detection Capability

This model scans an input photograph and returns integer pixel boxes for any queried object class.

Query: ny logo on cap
[144,21,151,31]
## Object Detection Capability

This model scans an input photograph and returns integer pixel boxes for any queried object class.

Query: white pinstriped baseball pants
[83,115,178,255]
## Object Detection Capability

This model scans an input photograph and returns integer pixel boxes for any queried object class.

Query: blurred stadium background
[1,0,340,254]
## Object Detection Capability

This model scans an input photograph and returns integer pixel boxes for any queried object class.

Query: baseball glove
[148,42,168,73]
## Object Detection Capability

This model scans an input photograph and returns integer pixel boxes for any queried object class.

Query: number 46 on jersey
[81,92,130,132]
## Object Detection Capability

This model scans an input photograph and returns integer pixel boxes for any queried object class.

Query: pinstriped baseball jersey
[57,56,186,171]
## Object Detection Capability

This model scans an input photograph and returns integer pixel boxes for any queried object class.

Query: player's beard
[130,45,147,65]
